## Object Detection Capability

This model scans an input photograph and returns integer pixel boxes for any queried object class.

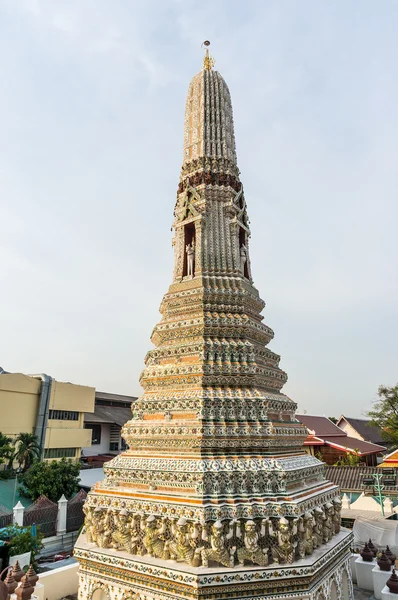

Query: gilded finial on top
[202,40,215,70]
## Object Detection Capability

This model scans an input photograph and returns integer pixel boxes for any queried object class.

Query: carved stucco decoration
[76,54,353,600]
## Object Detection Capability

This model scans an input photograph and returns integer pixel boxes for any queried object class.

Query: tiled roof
[321,435,385,455]
[296,414,347,437]
[337,416,385,446]
[325,466,398,492]
[297,414,385,455]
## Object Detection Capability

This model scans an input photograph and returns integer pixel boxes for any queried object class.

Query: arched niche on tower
[239,226,249,279]
[183,221,195,277]
[91,587,110,600]
[330,580,338,600]
[342,570,350,600]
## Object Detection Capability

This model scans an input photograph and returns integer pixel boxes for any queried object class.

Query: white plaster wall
[83,424,111,456]
[37,563,79,600]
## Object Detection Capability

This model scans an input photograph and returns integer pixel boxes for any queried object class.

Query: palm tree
[0,432,14,469]
[13,433,41,472]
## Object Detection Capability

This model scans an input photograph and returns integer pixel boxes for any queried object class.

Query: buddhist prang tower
[75,45,354,600]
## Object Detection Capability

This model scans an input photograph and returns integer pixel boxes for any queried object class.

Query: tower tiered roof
[75,46,354,600]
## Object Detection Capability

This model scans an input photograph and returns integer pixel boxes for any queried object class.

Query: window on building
[48,410,79,421]
[85,424,101,445]
[109,424,120,452]
[44,448,77,459]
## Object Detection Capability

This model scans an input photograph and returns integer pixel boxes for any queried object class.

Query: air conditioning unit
[362,477,374,485]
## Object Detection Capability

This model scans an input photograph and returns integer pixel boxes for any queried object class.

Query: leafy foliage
[20,458,81,502]
[0,469,13,480]
[0,432,14,468]
[1,525,44,569]
[333,451,361,466]
[367,384,398,447]
[13,433,41,472]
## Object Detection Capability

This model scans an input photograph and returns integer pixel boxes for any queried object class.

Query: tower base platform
[74,528,354,600]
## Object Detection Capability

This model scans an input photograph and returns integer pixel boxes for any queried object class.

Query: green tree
[367,384,398,447]
[333,450,361,466]
[13,433,41,472]
[20,458,80,502]
[0,432,14,468]
[1,525,44,570]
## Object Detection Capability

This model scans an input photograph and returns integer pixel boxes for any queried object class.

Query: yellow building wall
[49,381,95,413]
[0,374,40,437]
[0,373,95,461]
[44,427,92,449]
[45,381,94,459]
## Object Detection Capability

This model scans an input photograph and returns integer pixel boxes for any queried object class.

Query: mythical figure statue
[237,520,269,567]
[87,507,112,548]
[111,509,131,552]
[83,505,94,544]
[269,517,296,564]
[323,503,334,543]
[166,517,202,566]
[142,515,169,559]
[240,243,247,275]
[101,508,114,549]
[201,520,236,568]
[297,512,315,559]
[313,507,324,548]
[111,509,142,554]
[186,241,195,277]
[332,497,342,534]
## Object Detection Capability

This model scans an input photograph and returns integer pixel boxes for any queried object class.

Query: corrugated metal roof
[325,466,398,492]
[84,405,132,427]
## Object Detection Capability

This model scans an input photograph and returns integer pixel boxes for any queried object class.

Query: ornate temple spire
[75,50,352,600]
[183,43,237,168]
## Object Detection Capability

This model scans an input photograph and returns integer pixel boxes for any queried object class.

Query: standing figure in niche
[186,240,195,276]
[240,243,247,276]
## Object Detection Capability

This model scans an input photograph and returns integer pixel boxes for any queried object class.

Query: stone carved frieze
[83,498,342,570]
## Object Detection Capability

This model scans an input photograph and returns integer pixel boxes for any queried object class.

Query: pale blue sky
[1,0,397,417]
